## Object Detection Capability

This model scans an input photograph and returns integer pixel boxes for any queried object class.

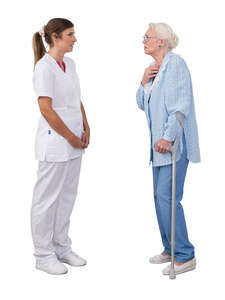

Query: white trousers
[31,156,82,263]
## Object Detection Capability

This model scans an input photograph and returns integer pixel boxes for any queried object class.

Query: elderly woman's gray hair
[149,22,179,49]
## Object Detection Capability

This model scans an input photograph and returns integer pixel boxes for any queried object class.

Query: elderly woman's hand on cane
[155,138,172,153]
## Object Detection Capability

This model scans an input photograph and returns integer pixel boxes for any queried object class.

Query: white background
[0,0,224,298]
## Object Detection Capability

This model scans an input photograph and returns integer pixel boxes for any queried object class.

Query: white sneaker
[149,253,171,264]
[36,260,68,275]
[59,251,87,267]
[162,258,196,275]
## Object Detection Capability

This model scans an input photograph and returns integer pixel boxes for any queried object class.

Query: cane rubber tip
[170,273,176,279]
[169,271,176,280]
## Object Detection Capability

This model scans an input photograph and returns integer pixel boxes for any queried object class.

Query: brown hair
[32,18,74,69]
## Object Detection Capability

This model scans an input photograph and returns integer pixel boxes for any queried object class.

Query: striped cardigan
[136,50,200,167]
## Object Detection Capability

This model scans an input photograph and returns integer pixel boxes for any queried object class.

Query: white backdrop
[0,0,224,298]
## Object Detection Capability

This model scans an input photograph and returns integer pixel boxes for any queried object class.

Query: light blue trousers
[152,133,195,262]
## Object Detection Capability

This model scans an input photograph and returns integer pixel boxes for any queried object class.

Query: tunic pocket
[45,128,67,160]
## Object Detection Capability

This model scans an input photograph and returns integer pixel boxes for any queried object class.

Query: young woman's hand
[141,65,160,86]
[155,138,171,153]
[68,134,86,149]
[81,128,90,148]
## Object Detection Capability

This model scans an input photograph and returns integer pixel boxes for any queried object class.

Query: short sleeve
[32,62,54,99]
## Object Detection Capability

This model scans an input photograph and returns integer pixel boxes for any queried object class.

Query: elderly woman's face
[143,27,160,55]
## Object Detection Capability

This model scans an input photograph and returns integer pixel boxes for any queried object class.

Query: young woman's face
[53,27,77,52]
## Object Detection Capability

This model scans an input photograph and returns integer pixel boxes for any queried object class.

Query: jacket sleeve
[136,84,145,110]
[136,62,155,111]
[162,56,192,142]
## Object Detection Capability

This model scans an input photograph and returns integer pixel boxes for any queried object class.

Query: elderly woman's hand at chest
[141,65,160,86]
[155,138,172,153]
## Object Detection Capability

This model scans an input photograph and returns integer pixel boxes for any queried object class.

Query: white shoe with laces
[162,258,196,275]
[58,251,87,267]
[36,260,68,275]
[149,253,171,264]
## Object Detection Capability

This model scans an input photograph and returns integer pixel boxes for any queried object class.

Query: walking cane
[168,111,185,280]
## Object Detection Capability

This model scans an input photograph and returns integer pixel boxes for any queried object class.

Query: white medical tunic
[33,53,84,162]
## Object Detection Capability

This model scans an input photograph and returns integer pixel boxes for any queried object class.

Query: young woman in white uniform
[31,18,90,275]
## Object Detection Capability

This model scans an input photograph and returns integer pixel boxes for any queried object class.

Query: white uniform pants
[31,156,82,264]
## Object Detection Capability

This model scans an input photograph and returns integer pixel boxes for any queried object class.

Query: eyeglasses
[143,35,157,41]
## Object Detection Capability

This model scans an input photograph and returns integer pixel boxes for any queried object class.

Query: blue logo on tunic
[48,130,51,134]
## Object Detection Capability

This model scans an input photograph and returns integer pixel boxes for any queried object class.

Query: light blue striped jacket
[136,50,200,167]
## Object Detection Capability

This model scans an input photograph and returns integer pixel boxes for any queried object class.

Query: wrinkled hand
[141,64,160,86]
[82,128,90,148]
[155,138,172,153]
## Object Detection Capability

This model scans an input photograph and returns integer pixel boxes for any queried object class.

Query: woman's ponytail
[32,30,46,69]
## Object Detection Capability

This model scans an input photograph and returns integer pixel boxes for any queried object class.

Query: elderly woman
[136,23,200,276]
